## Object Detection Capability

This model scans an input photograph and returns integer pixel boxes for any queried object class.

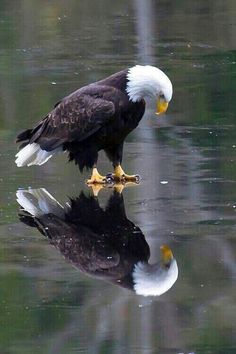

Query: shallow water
[0,1,235,353]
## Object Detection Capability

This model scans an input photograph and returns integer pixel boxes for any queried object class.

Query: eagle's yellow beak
[160,245,173,265]
[156,97,169,115]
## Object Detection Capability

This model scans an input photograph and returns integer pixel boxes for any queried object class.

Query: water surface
[0,1,235,353]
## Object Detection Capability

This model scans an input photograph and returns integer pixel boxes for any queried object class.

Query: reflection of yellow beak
[156,97,169,115]
[160,245,173,265]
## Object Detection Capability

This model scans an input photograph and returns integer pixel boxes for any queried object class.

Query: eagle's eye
[159,93,165,99]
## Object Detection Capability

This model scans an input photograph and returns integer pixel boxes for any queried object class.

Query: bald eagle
[17,188,178,296]
[15,65,173,183]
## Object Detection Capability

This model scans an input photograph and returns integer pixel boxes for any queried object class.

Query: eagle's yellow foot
[86,168,107,185]
[113,165,140,183]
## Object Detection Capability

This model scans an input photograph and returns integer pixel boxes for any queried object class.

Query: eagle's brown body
[16,69,145,171]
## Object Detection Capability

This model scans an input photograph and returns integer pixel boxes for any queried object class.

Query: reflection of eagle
[17,188,178,296]
[15,65,172,184]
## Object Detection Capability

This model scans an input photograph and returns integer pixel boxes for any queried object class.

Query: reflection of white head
[133,245,178,297]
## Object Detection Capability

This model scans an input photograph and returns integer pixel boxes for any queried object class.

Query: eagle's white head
[126,65,173,114]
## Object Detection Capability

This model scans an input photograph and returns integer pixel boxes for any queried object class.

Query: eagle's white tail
[16,188,65,218]
[15,143,61,167]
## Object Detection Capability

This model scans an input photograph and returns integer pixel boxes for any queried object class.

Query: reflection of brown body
[17,188,178,296]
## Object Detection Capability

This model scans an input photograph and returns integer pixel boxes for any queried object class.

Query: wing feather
[31,90,116,151]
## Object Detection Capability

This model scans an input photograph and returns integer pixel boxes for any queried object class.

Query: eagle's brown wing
[30,89,115,151]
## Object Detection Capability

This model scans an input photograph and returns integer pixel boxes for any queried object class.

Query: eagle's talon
[134,174,141,183]
[86,179,106,185]
[105,173,115,184]
[86,168,107,185]
[123,174,140,183]
[113,165,141,183]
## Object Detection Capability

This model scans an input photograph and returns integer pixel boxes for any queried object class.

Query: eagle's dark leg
[105,144,140,183]
[81,147,109,185]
